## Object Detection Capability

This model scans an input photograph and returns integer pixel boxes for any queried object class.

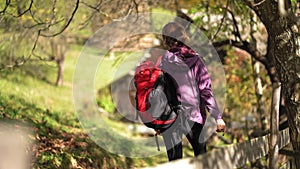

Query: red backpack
[134,57,179,132]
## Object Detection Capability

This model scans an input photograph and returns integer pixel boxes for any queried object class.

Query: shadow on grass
[0,94,140,169]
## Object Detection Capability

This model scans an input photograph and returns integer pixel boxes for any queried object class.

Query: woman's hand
[216,119,226,135]
[154,129,161,135]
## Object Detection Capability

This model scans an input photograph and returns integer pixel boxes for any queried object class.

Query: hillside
[0,46,168,169]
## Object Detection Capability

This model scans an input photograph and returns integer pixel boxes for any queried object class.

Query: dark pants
[162,121,206,161]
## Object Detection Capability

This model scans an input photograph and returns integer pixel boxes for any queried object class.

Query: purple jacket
[161,46,222,124]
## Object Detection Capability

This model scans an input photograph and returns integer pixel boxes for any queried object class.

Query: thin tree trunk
[55,44,65,86]
[249,13,268,131]
[56,58,64,86]
[252,59,268,130]
[269,82,281,169]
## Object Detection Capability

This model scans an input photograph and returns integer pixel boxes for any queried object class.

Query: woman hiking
[158,22,226,161]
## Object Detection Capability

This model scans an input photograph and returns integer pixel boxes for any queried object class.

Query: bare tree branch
[0,0,10,14]
[211,0,230,42]
[24,0,62,30]
[78,1,111,30]
[227,7,243,41]
[123,3,133,18]
[32,30,41,53]
[16,0,33,17]
[40,0,79,37]
[0,0,145,70]
[132,0,139,14]
[80,0,104,14]
[213,39,268,66]
[80,0,110,17]
[29,7,44,24]
[5,0,33,17]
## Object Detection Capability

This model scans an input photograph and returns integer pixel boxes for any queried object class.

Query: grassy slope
[0,45,169,169]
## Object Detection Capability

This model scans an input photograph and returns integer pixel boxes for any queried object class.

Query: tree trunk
[269,17,300,169]
[249,11,268,132]
[56,57,64,86]
[55,43,66,86]
[269,82,281,169]
[51,36,67,86]
[252,59,268,130]
[246,0,300,168]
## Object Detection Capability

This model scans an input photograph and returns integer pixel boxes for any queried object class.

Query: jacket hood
[162,46,199,72]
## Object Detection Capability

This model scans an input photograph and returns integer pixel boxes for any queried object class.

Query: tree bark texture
[246,0,300,168]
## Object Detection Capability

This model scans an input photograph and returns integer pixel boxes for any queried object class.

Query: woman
[159,22,226,161]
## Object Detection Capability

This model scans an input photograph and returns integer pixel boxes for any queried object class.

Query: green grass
[0,44,171,168]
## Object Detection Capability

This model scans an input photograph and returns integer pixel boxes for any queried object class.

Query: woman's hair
[162,22,189,48]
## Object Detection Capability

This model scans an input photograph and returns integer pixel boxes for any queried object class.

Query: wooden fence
[144,128,291,169]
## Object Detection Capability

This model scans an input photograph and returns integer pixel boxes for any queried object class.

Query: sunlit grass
[0,45,171,168]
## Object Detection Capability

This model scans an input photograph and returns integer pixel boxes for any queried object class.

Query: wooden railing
[144,128,290,169]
